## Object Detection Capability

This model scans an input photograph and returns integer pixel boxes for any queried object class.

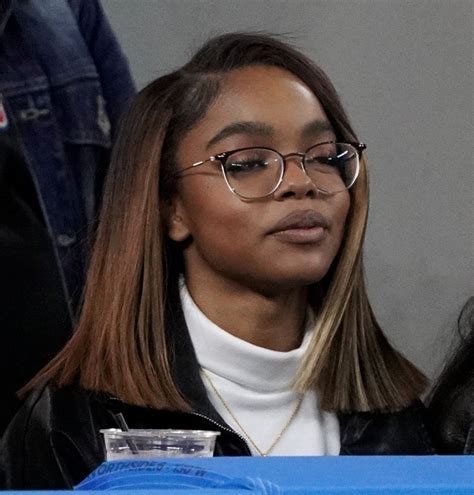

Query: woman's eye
[226,159,268,173]
[307,152,352,169]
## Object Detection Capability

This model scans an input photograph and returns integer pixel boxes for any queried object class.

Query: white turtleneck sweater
[180,281,340,456]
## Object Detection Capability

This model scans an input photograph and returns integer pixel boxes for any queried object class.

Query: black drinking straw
[113,413,139,455]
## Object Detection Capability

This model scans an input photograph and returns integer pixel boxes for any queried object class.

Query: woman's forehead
[215,65,324,118]
[179,65,332,154]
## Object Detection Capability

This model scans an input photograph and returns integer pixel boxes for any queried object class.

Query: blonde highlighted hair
[22,33,426,412]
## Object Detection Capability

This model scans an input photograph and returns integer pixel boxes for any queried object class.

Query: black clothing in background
[0,129,72,434]
[428,297,474,454]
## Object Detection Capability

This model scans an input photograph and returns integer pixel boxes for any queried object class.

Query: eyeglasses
[176,141,366,200]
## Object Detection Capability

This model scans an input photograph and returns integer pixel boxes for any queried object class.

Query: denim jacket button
[56,234,76,247]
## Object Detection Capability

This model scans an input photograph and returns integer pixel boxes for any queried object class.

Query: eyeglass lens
[223,143,359,198]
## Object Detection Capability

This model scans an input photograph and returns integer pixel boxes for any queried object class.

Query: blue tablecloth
[5,456,474,494]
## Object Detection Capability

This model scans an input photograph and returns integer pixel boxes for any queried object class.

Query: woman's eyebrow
[206,121,273,150]
[301,119,334,140]
[206,119,334,150]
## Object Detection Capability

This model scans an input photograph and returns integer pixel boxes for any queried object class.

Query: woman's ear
[163,197,191,242]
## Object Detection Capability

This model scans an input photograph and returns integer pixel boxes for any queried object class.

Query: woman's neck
[184,272,308,352]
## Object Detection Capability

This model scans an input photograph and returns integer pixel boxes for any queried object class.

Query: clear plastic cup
[100,428,220,460]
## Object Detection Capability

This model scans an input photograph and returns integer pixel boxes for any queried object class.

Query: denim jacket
[0,0,135,313]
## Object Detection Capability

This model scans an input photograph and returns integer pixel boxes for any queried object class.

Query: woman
[0,33,433,489]
[428,297,474,454]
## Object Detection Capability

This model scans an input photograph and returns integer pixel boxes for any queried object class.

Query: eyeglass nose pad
[282,152,305,170]
[282,152,311,180]
[281,152,332,196]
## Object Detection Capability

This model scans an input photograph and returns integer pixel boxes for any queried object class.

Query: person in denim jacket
[0,0,135,432]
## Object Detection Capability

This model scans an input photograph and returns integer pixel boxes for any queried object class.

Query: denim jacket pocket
[52,69,112,149]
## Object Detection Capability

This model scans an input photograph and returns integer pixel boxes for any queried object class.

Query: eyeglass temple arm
[191,153,225,168]
[352,142,367,156]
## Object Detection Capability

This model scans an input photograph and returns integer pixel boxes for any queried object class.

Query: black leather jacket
[0,284,434,488]
[0,383,434,489]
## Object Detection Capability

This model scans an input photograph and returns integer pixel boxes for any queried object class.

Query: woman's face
[168,65,350,294]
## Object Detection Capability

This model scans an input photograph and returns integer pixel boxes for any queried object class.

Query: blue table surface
[5,455,474,494]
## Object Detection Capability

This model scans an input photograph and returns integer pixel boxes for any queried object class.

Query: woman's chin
[252,269,329,293]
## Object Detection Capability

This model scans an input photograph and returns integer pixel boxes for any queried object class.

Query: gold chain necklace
[201,369,304,457]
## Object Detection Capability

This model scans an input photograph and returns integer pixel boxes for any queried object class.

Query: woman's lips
[272,225,327,243]
[268,210,329,244]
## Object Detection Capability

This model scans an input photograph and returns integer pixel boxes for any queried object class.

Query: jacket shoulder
[0,382,110,489]
[339,400,434,455]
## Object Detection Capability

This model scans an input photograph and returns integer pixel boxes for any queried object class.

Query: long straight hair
[23,33,426,412]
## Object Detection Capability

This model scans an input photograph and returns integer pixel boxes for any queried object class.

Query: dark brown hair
[23,33,426,412]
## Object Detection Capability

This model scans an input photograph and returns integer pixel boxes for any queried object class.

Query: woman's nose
[273,154,317,200]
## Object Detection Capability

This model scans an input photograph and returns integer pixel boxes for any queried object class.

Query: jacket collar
[164,274,225,423]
